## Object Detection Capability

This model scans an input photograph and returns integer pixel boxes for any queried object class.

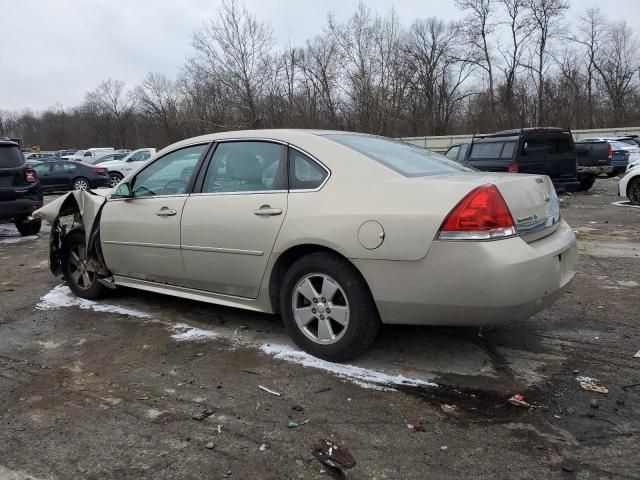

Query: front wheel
[280,252,380,362]
[62,231,106,300]
[14,217,41,236]
[109,172,123,188]
[628,178,640,205]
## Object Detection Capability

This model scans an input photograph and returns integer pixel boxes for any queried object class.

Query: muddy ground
[0,178,639,480]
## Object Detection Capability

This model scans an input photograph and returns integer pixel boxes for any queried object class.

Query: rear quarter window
[0,145,24,168]
[469,142,504,159]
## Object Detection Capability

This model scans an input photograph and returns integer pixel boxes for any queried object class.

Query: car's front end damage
[33,189,114,286]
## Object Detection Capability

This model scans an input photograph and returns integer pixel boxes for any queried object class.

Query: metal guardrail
[401,127,640,152]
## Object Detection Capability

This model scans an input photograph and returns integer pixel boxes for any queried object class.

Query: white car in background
[62,148,115,163]
[619,167,640,204]
[98,148,157,187]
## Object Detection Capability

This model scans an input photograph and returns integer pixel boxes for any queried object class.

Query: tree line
[2,0,639,150]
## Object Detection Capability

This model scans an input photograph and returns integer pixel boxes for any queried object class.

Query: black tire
[72,176,90,191]
[109,172,123,188]
[14,217,41,236]
[280,252,380,362]
[61,231,106,300]
[577,176,596,192]
[628,177,640,205]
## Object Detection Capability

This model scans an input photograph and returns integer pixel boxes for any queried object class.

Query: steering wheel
[163,179,188,195]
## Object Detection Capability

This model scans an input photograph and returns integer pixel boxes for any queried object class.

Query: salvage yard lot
[1,178,639,479]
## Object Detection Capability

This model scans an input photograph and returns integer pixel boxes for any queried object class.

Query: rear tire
[109,172,123,188]
[61,231,106,300]
[14,217,41,236]
[628,178,640,205]
[280,252,380,362]
[577,176,596,192]
[73,177,90,191]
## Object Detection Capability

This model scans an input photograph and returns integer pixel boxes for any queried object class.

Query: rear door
[517,134,576,180]
[32,163,54,191]
[49,162,75,190]
[180,140,288,297]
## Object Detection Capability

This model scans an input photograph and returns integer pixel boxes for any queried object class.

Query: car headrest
[227,156,262,183]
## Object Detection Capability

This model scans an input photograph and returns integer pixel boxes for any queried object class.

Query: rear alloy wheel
[109,172,123,188]
[281,252,380,362]
[577,176,596,192]
[14,217,41,236]
[73,177,90,191]
[62,232,106,299]
[628,178,640,205]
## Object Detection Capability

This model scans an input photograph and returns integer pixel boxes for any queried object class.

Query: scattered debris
[216,424,223,434]
[221,470,232,478]
[634,350,640,359]
[292,405,305,412]
[242,369,260,375]
[440,404,456,413]
[258,385,281,396]
[314,387,332,394]
[589,399,599,409]
[206,442,215,449]
[508,394,531,408]
[259,443,267,451]
[288,420,299,428]
[440,446,448,451]
[622,383,640,392]
[192,409,215,421]
[407,420,426,432]
[561,462,576,473]
[577,376,609,394]
[312,439,356,480]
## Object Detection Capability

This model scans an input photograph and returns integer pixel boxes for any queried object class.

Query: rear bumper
[552,179,580,193]
[578,165,612,176]
[0,197,44,221]
[353,219,577,326]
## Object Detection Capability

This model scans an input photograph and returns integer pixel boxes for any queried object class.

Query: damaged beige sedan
[35,130,577,361]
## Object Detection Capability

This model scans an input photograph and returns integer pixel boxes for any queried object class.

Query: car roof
[0,139,19,147]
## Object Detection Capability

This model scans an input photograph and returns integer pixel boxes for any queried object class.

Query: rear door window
[0,145,24,168]
[445,145,460,160]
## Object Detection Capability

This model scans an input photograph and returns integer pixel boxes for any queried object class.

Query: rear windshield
[323,134,472,177]
[0,145,24,168]
[469,141,516,160]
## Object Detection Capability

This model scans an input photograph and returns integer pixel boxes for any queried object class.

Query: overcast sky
[1,0,639,111]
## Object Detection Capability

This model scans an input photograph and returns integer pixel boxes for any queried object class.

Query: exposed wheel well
[268,244,372,314]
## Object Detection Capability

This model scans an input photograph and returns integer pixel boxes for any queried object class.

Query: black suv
[445,128,580,193]
[0,140,43,235]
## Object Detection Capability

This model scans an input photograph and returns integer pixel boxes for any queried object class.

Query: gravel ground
[0,177,639,480]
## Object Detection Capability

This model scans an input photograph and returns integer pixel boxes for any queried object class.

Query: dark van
[445,127,580,193]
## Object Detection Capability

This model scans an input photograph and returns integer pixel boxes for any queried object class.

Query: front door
[181,141,288,298]
[100,143,208,286]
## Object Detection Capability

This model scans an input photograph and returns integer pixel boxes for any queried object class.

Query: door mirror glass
[113,182,132,198]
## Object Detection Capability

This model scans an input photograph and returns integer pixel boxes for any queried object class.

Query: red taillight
[24,169,37,183]
[508,162,518,173]
[438,184,516,240]
[607,144,613,159]
[91,167,107,174]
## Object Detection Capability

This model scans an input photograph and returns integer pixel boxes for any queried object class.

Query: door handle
[156,207,177,217]
[254,205,282,216]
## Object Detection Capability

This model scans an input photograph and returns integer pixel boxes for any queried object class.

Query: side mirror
[113,182,132,198]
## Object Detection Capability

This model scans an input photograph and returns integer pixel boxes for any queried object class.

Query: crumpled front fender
[33,189,111,277]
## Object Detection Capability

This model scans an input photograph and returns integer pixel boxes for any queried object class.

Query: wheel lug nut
[320,315,324,320]
[326,308,331,313]
[321,297,326,303]
[312,298,318,303]
[312,308,316,314]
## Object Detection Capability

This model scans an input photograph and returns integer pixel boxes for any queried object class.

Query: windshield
[72,150,85,157]
[609,141,630,149]
[323,134,472,177]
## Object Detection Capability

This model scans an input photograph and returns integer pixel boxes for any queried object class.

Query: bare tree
[571,8,606,128]
[525,0,569,124]
[85,79,136,147]
[189,0,274,128]
[136,73,183,142]
[594,21,640,124]
[455,0,497,128]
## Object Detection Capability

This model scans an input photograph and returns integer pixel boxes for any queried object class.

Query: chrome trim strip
[102,240,181,250]
[190,190,288,197]
[181,245,263,256]
[108,194,190,202]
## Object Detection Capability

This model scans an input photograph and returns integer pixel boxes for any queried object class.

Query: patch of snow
[0,235,38,244]
[170,323,218,341]
[575,375,598,384]
[612,200,640,209]
[36,285,150,318]
[260,343,437,389]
